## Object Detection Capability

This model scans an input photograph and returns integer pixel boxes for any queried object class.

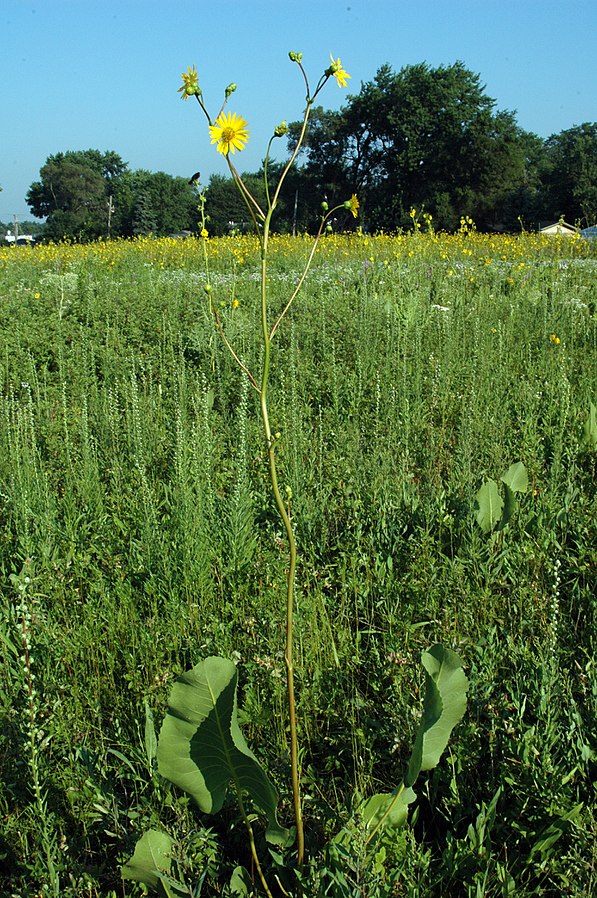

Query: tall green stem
[258,218,304,869]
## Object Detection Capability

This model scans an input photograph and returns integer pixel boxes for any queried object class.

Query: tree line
[22,61,597,240]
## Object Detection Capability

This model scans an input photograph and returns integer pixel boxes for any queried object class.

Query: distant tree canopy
[286,62,597,231]
[288,62,544,231]
[24,64,597,239]
[539,123,597,226]
[27,150,199,240]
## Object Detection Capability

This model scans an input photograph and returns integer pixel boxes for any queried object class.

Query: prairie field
[0,230,595,897]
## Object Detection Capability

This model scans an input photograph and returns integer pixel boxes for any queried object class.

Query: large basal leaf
[157,656,290,846]
[500,461,528,494]
[405,645,468,788]
[475,479,503,533]
[361,786,417,832]
[582,402,597,451]
[498,462,528,530]
[121,829,173,891]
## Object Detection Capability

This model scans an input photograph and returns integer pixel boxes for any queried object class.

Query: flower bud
[321,201,329,212]
[225,83,237,98]
[274,121,288,138]
[288,51,303,63]
[203,283,212,295]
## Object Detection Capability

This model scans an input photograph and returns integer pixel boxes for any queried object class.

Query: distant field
[1,231,595,897]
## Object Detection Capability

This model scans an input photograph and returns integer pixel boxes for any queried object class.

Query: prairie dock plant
[121,53,468,897]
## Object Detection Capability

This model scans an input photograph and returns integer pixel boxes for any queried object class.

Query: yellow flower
[178,65,200,100]
[550,333,561,345]
[201,228,209,238]
[344,194,360,218]
[328,54,351,87]
[209,111,250,155]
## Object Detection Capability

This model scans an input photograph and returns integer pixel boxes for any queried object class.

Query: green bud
[225,82,237,98]
[321,201,329,212]
[274,120,289,138]
[203,284,212,294]
[325,223,333,234]
[288,51,303,63]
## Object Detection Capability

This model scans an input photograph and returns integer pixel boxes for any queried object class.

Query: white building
[4,231,34,246]
[539,221,578,237]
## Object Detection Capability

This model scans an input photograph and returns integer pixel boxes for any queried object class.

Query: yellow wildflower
[178,65,200,100]
[328,54,351,88]
[209,111,250,155]
[344,194,360,218]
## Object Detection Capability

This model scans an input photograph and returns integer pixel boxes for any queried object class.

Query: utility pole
[292,189,298,237]
[107,195,115,237]
[13,214,19,240]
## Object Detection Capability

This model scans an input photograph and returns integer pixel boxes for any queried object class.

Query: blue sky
[2,0,596,222]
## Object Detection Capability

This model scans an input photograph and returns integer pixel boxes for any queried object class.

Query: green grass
[0,235,595,896]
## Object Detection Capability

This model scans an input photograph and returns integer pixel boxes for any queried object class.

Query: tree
[204,167,298,235]
[112,170,199,237]
[540,123,597,225]
[290,62,539,231]
[27,150,128,240]
[27,154,200,240]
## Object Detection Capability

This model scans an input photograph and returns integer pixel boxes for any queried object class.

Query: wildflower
[344,194,359,218]
[328,54,351,87]
[232,298,239,308]
[274,120,288,138]
[178,65,200,100]
[209,111,250,155]
[550,333,561,345]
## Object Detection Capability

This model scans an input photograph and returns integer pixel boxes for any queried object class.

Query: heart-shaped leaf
[475,479,503,533]
[121,829,173,891]
[157,656,291,846]
[501,461,528,494]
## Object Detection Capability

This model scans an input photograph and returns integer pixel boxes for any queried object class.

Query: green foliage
[476,461,528,533]
[121,829,175,891]
[157,657,290,846]
[405,645,469,787]
[290,61,544,231]
[26,151,199,240]
[26,149,126,240]
[0,233,595,896]
[581,401,597,450]
[541,123,597,225]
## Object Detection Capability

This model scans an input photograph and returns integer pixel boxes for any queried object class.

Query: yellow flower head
[178,65,200,100]
[344,194,360,218]
[328,54,351,88]
[209,111,250,155]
